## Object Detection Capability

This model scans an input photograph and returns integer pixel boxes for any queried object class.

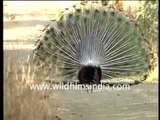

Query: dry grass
[4,55,63,120]
[145,65,159,83]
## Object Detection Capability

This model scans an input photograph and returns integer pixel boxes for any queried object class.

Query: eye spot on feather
[49,27,57,36]
[111,11,115,16]
[44,36,48,41]
[58,21,64,28]
[47,43,51,48]
[85,9,90,14]
[117,17,122,22]
[50,27,55,32]
[94,9,99,14]
[68,13,73,19]
[60,31,65,36]
[65,8,69,10]
[125,21,130,26]
[76,8,81,13]
[102,11,107,16]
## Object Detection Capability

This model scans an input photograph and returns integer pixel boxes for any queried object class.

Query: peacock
[33,2,149,85]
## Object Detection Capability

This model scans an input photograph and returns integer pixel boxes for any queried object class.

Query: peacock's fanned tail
[33,3,149,80]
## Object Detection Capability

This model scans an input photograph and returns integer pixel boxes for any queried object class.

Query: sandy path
[55,83,158,120]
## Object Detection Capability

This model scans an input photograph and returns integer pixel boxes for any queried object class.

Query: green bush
[136,0,158,70]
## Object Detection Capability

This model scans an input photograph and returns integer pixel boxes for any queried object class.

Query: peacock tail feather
[33,3,149,81]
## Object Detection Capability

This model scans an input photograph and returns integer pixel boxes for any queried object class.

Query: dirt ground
[4,1,158,120]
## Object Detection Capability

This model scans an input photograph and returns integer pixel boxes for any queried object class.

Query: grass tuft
[4,55,62,120]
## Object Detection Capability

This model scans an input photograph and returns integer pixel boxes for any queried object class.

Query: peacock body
[33,3,149,84]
